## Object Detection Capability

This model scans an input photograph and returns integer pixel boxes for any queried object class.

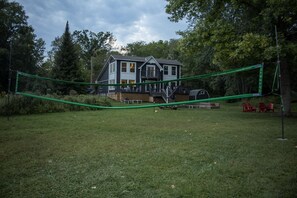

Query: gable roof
[139,56,163,71]
[111,54,182,66]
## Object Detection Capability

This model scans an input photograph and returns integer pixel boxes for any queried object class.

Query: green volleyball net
[15,64,263,109]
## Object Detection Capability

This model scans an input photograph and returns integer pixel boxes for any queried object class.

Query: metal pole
[7,40,12,121]
[275,25,286,140]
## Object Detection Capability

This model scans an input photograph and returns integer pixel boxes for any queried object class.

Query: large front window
[147,65,155,77]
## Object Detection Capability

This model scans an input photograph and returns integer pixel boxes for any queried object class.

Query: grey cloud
[13,0,187,52]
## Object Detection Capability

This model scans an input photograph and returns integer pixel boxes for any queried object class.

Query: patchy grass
[0,103,297,197]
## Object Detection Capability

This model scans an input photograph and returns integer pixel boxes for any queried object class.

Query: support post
[258,64,264,96]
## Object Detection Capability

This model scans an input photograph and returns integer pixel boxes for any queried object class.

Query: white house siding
[163,65,178,80]
[120,61,136,85]
[108,61,117,91]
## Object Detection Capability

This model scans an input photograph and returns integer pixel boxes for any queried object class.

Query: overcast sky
[13,0,187,52]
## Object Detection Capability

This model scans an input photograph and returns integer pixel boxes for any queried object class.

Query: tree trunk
[280,60,292,117]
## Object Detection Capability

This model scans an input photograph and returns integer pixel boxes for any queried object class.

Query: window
[109,79,115,90]
[130,63,135,73]
[129,80,136,87]
[121,79,127,88]
[109,62,115,73]
[164,66,168,75]
[147,65,155,77]
[121,62,127,72]
[172,66,177,75]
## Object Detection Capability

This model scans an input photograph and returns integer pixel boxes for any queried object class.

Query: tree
[47,29,115,82]
[72,30,115,82]
[124,39,181,60]
[52,21,82,94]
[166,0,297,116]
[0,0,45,92]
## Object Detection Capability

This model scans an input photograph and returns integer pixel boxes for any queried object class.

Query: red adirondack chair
[242,103,256,112]
[258,102,267,112]
[266,103,274,112]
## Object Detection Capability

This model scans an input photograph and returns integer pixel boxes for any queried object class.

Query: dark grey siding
[99,66,109,82]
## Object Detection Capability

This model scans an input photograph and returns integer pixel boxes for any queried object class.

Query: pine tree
[53,21,82,94]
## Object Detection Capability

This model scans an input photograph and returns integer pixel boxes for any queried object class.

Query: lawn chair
[266,103,274,112]
[258,102,267,112]
[242,103,256,112]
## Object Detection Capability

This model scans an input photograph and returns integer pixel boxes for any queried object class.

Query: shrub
[0,94,111,115]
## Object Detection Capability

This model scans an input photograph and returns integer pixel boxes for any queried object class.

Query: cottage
[96,55,184,102]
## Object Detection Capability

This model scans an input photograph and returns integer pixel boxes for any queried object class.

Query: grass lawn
[0,102,297,197]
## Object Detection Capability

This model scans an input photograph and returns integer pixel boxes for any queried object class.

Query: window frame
[109,79,115,90]
[171,66,177,76]
[164,65,168,75]
[130,62,135,73]
[121,62,127,72]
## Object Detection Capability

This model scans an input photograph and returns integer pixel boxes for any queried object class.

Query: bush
[0,94,111,116]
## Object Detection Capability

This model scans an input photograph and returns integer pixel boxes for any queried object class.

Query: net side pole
[258,64,264,95]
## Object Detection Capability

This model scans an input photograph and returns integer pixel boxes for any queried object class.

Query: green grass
[1,103,297,197]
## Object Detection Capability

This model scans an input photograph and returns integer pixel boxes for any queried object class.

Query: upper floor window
[130,63,135,73]
[172,66,177,75]
[121,62,136,73]
[121,62,127,72]
[164,66,168,75]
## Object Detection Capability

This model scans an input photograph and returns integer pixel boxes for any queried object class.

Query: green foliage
[52,22,82,94]
[166,0,297,116]
[72,30,115,82]
[124,39,181,60]
[0,94,111,115]
[46,29,115,82]
[0,0,45,92]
